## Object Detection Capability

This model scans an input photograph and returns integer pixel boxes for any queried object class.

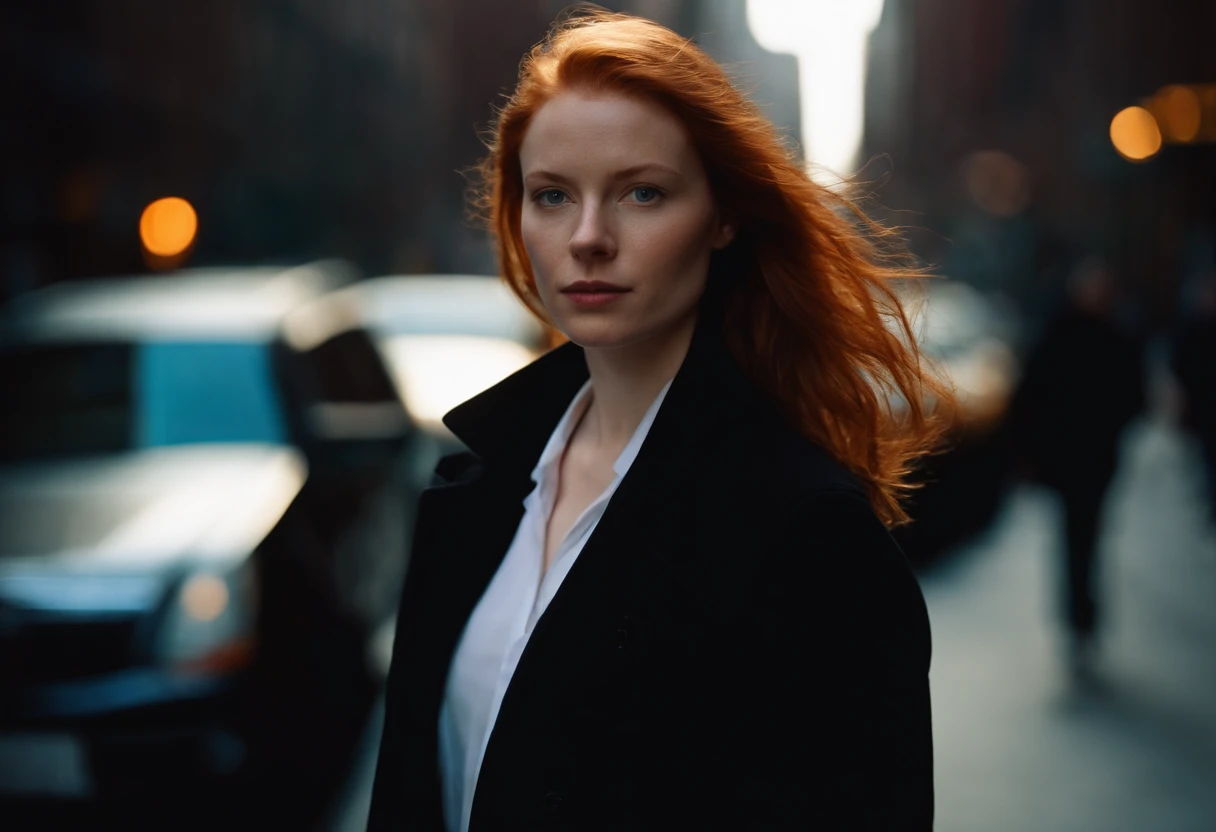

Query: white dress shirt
[437,377,673,832]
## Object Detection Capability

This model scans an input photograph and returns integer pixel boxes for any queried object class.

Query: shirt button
[542,790,563,814]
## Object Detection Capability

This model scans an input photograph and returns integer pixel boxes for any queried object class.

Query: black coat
[368,312,935,831]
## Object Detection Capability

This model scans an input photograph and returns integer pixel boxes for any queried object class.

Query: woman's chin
[564,329,684,358]
[561,328,634,351]
[557,314,697,356]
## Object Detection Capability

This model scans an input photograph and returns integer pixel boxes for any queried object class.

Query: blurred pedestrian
[369,10,953,831]
[1009,257,1145,666]
[1170,270,1216,523]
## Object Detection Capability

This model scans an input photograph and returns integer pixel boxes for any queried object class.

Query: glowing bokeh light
[1154,85,1202,143]
[139,197,198,256]
[1110,106,1162,162]
[181,574,228,622]
[962,150,1031,217]
[1200,85,1216,140]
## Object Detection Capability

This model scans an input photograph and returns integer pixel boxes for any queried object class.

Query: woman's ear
[711,218,737,251]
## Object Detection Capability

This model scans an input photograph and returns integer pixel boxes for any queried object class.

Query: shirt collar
[530,380,593,485]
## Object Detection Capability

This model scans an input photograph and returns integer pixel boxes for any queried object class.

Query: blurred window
[300,329,399,404]
[0,343,133,461]
[0,340,285,462]
[135,341,285,446]
[378,334,538,430]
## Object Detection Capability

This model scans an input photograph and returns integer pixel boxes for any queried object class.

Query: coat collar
[441,297,765,481]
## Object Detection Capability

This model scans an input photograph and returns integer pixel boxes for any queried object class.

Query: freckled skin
[519,90,735,353]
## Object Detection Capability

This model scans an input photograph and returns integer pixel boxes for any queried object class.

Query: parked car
[320,274,549,680]
[336,274,549,451]
[0,261,416,817]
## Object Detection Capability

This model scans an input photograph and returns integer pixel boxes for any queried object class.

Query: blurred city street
[928,415,1216,831]
[4,1,1214,828]
[330,412,1216,832]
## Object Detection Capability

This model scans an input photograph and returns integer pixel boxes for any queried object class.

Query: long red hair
[474,8,955,527]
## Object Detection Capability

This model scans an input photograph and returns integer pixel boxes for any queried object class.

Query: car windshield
[0,340,285,462]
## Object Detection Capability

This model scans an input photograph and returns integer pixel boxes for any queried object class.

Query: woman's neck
[578,315,696,452]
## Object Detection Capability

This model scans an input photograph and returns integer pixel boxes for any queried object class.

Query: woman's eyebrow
[523,163,683,185]
[613,163,682,179]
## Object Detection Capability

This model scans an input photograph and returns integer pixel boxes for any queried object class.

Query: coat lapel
[435,302,763,631]
[411,342,591,686]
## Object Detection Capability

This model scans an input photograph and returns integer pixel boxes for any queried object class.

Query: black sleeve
[366,471,460,831]
[719,489,935,830]
[366,579,422,831]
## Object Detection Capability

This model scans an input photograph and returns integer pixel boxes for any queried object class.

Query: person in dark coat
[1009,258,1144,659]
[1171,271,1216,522]
[369,11,953,830]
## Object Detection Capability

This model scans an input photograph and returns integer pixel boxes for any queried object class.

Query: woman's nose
[568,205,617,261]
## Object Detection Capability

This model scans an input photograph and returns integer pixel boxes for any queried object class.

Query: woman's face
[518,89,734,351]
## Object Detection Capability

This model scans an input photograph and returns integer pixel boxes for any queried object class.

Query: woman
[370,10,952,831]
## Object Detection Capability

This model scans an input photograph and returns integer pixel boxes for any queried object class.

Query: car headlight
[155,557,258,675]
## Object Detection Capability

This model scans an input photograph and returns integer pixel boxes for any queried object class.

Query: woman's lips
[562,282,629,307]
[564,290,629,307]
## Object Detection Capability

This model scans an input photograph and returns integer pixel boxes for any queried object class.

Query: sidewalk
[923,416,1216,831]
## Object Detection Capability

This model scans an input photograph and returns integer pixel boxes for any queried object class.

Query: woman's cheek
[522,240,550,291]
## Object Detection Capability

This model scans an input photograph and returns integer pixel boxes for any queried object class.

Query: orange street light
[1154,84,1202,143]
[1110,106,1162,162]
[140,197,198,257]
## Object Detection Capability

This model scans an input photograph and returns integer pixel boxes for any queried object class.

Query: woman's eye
[537,189,567,207]
[631,186,660,203]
